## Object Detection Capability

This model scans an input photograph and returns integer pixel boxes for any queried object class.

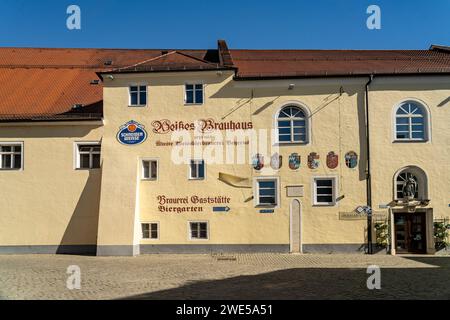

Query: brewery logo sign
[288,153,301,170]
[117,120,148,145]
[326,151,338,169]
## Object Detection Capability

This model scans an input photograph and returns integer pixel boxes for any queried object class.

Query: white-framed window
[75,142,101,169]
[0,142,23,170]
[277,105,308,144]
[189,221,208,240]
[142,159,158,180]
[185,83,204,104]
[141,222,159,239]
[129,85,147,106]
[394,101,428,141]
[254,177,279,207]
[189,159,205,180]
[313,177,337,206]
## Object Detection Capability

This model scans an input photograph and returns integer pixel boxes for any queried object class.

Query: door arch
[290,199,302,253]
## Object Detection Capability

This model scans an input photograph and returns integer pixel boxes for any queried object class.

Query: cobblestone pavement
[0,253,449,300]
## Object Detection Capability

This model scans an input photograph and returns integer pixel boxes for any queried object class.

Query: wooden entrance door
[394,212,426,254]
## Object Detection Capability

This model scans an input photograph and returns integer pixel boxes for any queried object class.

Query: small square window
[313,178,336,206]
[185,83,203,104]
[256,179,278,206]
[190,222,208,240]
[189,159,205,180]
[129,85,147,106]
[76,143,101,169]
[0,143,23,170]
[142,160,158,180]
[142,223,158,239]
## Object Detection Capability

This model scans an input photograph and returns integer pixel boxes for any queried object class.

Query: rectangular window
[256,178,278,206]
[129,85,147,106]
[0,143,23,170]
[190,222,208,239]
[76,143,101,169]
[185,84,203,104]
[142,160,158,180]
[313,177,336,206]
[141,223,158,239]
[189,159,205,180]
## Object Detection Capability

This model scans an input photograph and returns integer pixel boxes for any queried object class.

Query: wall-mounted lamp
[106,74,114,80]
[288,84,295,90]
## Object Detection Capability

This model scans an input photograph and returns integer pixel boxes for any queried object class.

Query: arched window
[394,166,428,200]
[395,101,428,141]
[277,105,308,143]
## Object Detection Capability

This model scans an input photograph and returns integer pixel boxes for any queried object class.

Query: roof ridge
[105,50,221,73]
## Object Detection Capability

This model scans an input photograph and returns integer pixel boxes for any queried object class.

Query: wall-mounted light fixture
[288,83,295,90]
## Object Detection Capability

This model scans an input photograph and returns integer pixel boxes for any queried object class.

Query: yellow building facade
[0,42,448,255]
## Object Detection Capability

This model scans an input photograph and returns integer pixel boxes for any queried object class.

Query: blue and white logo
[117,120,147,145]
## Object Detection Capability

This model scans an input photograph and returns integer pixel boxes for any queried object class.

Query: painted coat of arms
[270,153,282,170]
[345,151,358,169]
[288,153,301,170]
[307,152,320,169]
[326,151,338,169]
[252,154,264,170]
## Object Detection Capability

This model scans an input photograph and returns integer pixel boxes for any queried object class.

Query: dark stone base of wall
[140,244,290,254]
[97,245,139,256]
[0,243,368,256]
[0,245,96,255]
[303,244,366,254]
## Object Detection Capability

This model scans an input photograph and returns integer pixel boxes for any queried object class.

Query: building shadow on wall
[120,257,450,300]
[56,168,102,256]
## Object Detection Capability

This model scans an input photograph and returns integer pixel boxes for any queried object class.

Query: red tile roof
[0,48,217,121]
[0,42,449,121]
[230,49,450,79]
[105,51,226,74]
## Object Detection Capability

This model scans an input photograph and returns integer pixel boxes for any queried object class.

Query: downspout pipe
[365,74,374,254]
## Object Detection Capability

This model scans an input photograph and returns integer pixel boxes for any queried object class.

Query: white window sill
[392,139,428,143]
[128,105,147,108]
[313,203,336,207]
[274,141,308,146]
[184,103,204,106]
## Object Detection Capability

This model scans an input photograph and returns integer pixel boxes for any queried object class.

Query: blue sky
[0,0,449,49]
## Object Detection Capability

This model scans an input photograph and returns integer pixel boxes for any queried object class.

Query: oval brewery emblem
[117,120,147,145]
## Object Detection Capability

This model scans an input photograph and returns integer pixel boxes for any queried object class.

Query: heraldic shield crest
[307,152,320,169]
[270,153,282,170]
[288,153,300,170]
[252,154,264,170]
[345,151,358,169]
[326,151,338,169]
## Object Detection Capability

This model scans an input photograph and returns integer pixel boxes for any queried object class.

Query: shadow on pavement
[121,261,450,300]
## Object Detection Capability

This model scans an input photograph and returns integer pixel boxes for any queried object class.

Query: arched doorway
[290,199,302,253]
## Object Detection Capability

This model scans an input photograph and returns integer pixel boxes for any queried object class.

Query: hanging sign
[117,120,147,145]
